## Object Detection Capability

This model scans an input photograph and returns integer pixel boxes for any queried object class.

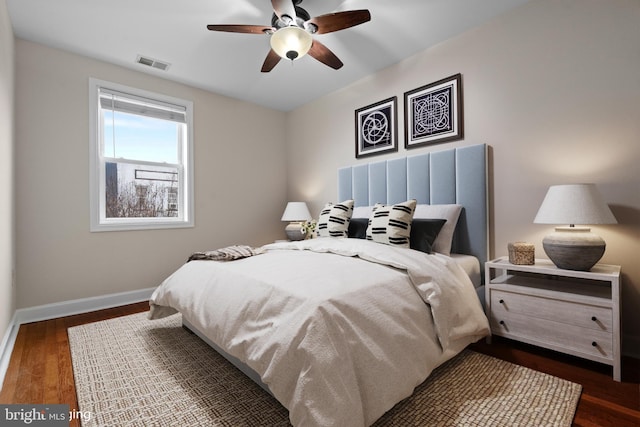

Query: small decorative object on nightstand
[534,183,617,271]
[281,202,312,241]
[485,257,621,381]
[507,242,535,265]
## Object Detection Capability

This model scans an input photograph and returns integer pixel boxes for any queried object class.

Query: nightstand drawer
[490,289,612,332]
[489,311,613,360]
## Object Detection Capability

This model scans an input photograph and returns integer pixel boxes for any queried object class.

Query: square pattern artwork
[404,74,463,148]
[355,96,398,158]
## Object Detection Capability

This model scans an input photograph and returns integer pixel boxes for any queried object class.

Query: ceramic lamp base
[542,226,605,271]
[285,222,306,241]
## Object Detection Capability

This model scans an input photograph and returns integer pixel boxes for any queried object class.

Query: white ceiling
[7,0,530,111]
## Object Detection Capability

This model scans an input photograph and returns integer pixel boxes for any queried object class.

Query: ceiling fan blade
[271,0,297,22]
[307,10,371,34]
[308,40,343,70]
[261,49,282,73]
[207,24,273,35]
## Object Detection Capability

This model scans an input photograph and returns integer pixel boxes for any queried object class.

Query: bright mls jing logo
[1,405,70,426]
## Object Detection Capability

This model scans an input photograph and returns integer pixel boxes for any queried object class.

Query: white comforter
[149,238,489,427]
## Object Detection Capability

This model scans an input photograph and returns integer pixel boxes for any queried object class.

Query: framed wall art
[404,73,463,148]
[355,96,398,158]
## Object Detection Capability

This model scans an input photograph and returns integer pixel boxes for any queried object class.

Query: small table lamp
[281,202,312,241]
[534,183,617,271]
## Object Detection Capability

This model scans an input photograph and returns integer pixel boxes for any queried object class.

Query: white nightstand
[485,256,621,381]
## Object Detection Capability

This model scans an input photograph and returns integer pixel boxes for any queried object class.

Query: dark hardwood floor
[1,302,639,426]
[0,302,149,427]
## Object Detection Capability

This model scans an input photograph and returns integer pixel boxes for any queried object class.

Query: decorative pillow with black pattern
[366,199,417,247]
[316,200,354,238]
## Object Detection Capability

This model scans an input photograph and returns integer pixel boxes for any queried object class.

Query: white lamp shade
[281,202,312,222]
[270,26,313,61]
[534,184,617,225]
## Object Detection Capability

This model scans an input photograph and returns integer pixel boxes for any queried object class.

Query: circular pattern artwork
[413,91,450,136]
[355,97,397,158]
[404,74,463,148]
[362,111,390,146]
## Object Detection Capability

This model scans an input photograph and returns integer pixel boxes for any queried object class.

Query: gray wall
[0,0,15,348]
[14,40,288,307]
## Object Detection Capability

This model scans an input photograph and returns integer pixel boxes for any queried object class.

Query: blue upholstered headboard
[337,143,489,274]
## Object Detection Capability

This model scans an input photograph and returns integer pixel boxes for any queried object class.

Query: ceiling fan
[207,0,371,72]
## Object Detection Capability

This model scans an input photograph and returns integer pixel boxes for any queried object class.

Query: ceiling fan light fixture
[270,26,312,61]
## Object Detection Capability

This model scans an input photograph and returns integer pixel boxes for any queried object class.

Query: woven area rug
[68,312,581,426]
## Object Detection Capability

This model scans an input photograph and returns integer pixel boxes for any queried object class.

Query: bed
[149,143,490,427]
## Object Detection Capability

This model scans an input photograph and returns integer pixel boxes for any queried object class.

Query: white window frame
[89,78,194,232]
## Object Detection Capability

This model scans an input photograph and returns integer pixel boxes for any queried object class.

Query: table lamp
[534,183,617,271]
[281,202,312,241]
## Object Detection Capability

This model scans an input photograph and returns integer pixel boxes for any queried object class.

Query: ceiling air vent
[136,55,171,71]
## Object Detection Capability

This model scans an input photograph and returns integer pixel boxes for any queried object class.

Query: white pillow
[316,200,354,238]
[413,204,462,256]
[366,200,417,247]
[352,205,373,219]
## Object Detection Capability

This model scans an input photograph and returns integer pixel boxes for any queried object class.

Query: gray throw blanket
[187,245,265,262]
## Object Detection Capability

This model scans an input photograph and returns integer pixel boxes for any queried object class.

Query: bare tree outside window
[105,162,179,218]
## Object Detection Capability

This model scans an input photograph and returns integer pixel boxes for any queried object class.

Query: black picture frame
[355,96,398,159]
[404,73,463,148]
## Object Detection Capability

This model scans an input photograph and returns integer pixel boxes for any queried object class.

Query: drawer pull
[499,299,505,304]
[592,341,597,347]
[591,316,597,321]
[499,320,505,325]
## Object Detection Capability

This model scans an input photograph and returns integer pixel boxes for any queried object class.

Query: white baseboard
[12,287,155,325]
[0,312,19,392]
[0,287,155,391]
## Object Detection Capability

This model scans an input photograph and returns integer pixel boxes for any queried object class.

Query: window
[89,79,194,231]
